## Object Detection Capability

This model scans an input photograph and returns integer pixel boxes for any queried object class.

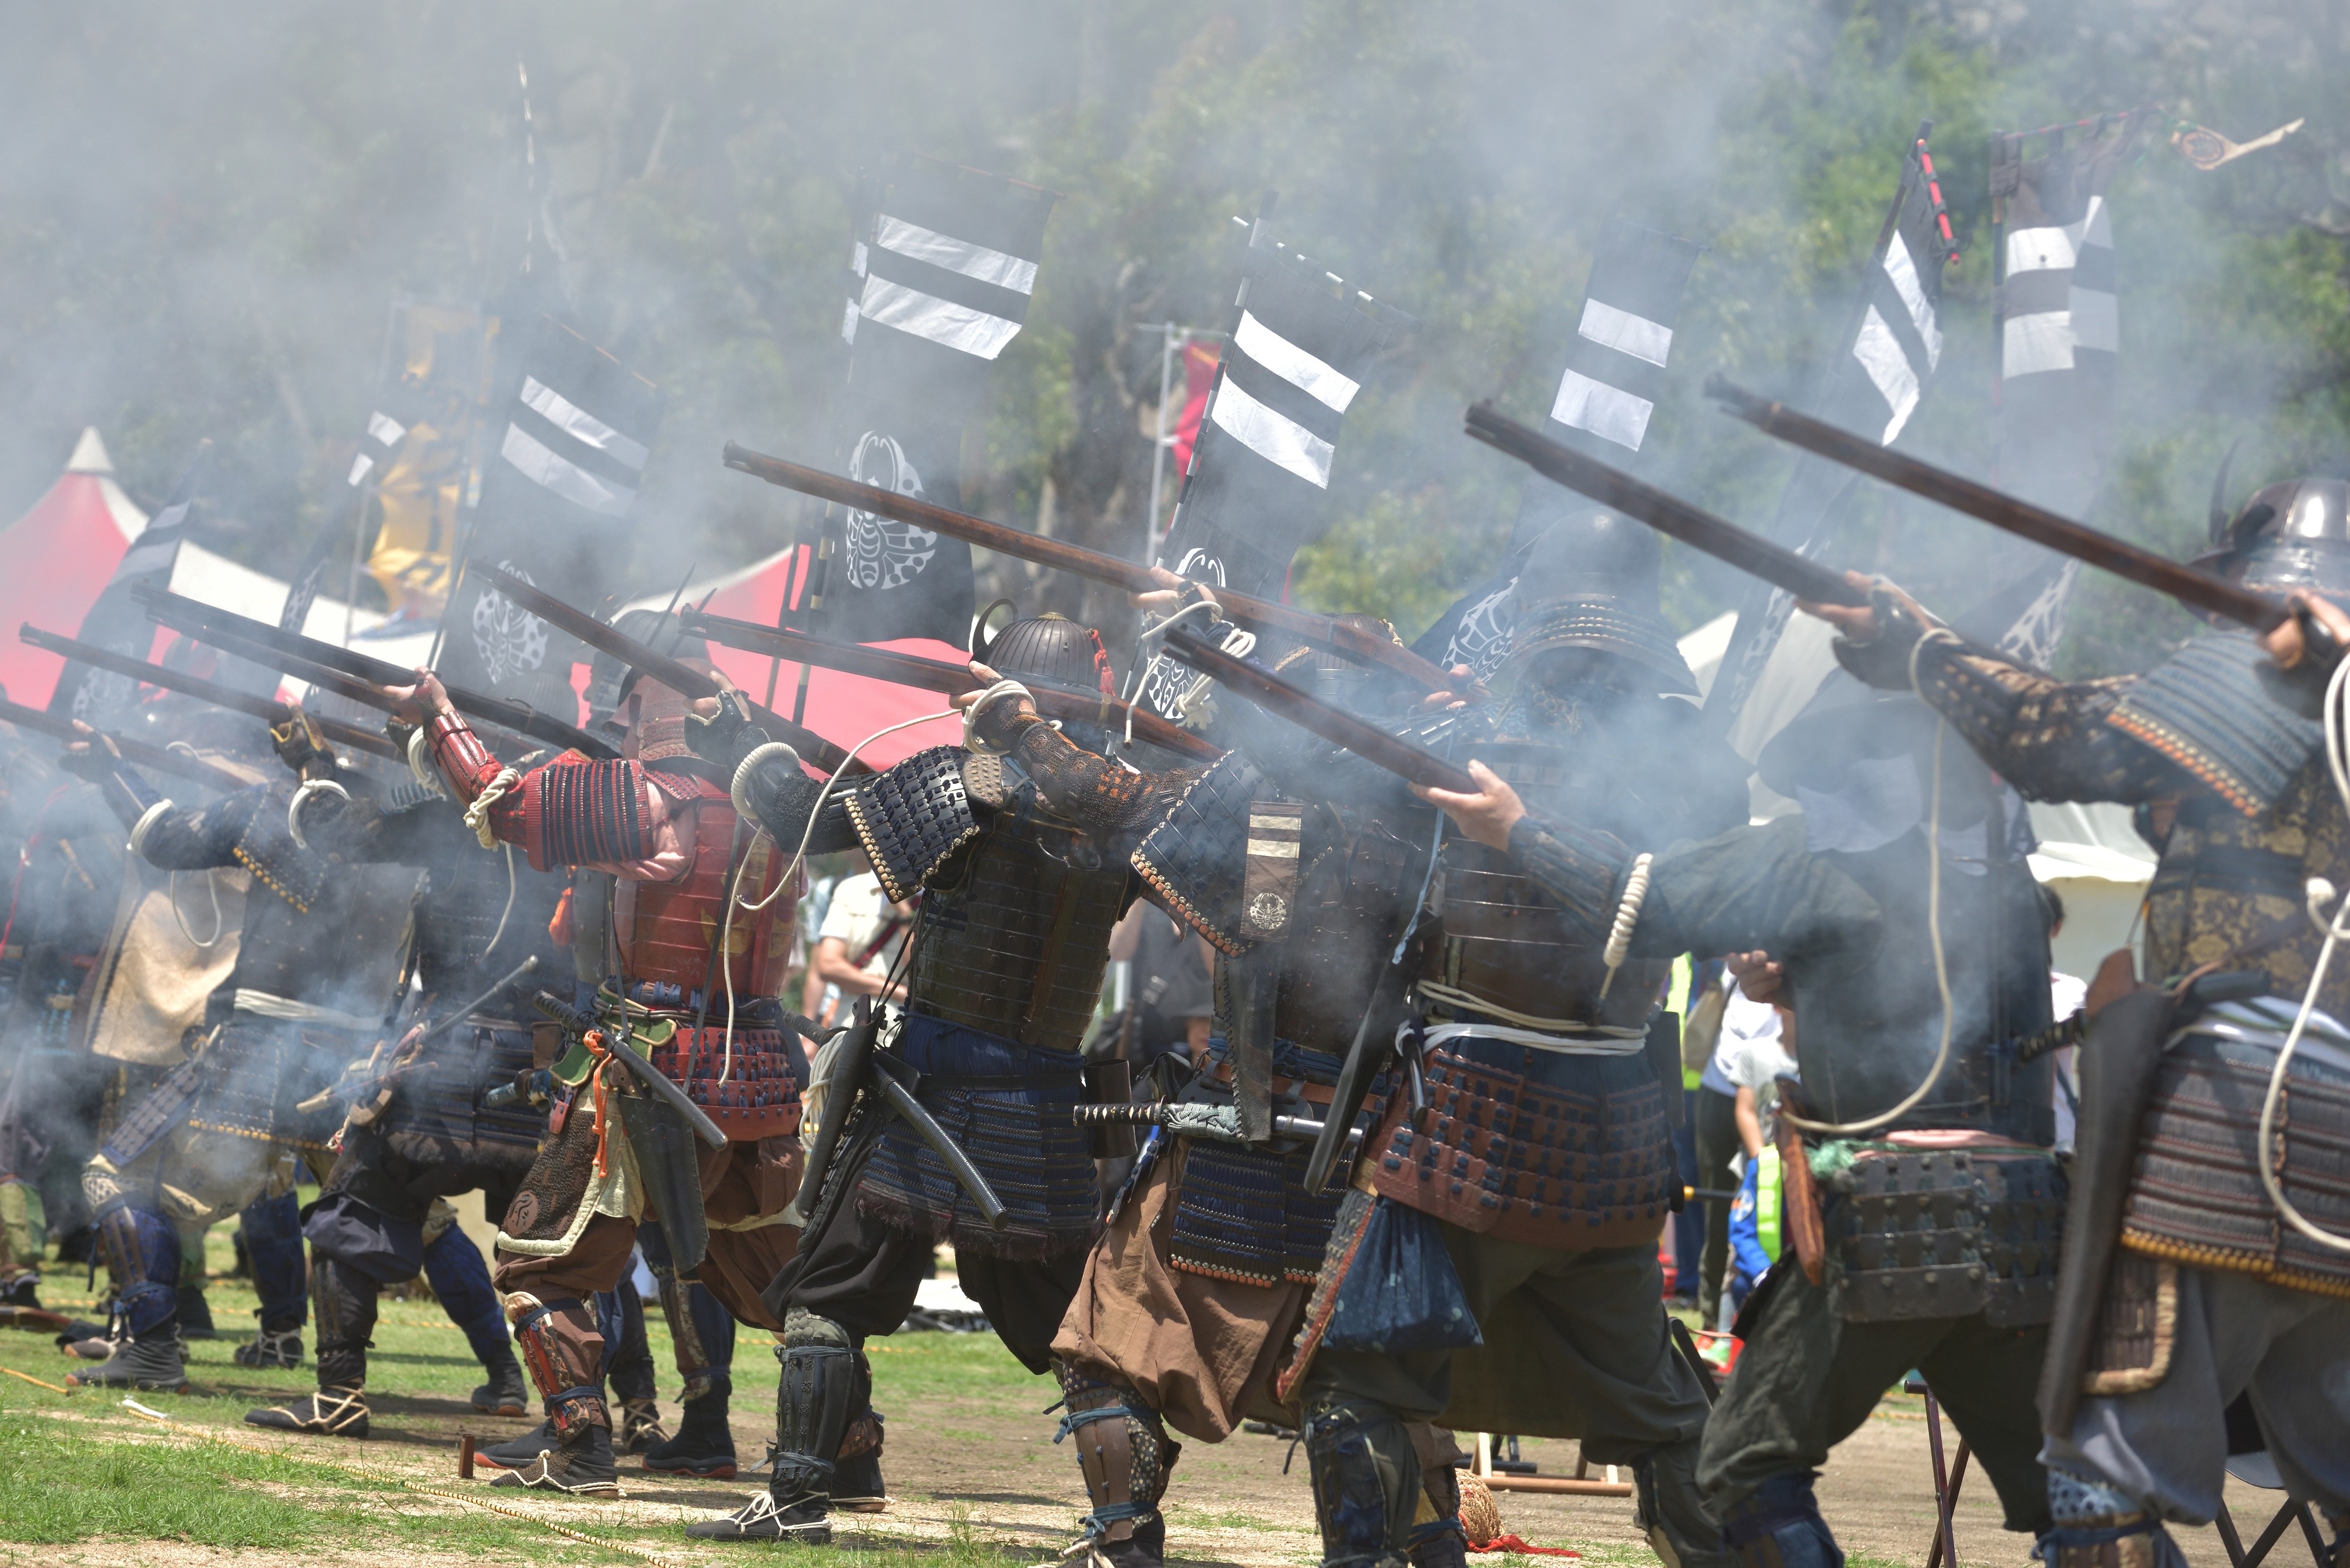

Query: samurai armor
[1164,1039,1381,1287]
[385,1022,546,1158]
[909,831,1127,1053]
[186,1016,366,1153]
[843,746,982,905]
[1369,1045,1675,1249]
[852,1012,1096,1259]
[1132,752,1268,955]
[2118,1000,2350,1297]
[1825,1147,2067,1325]
[644,1019,804,1143]
[616,778,795,995]
[2106,631,2321,818]
[498,1097,605,1251]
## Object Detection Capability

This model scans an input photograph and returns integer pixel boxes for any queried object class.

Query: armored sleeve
[122,783,267,872]
[1634,815,1885,982]
[985,711,1200,850]
[1882,636,2181,805]
[422,708,689,878]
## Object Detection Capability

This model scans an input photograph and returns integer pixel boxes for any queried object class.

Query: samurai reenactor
[0,742,124,1313]
[235,711,555,1438]
[677,613,1186,1544]
[58,716,417,1392]
[393,643,808,1498]
[975,622,1458,1568]
[1794,477,2350,1564]
[1261,515,1745,1568]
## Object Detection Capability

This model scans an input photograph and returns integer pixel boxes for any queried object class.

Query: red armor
[613,772,796,997]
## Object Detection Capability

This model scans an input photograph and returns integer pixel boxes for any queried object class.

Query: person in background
[1718,960,1798,1323]
[808,850,913,1037]
[2040,887,2088,1156]
[1694,963,1782,1331]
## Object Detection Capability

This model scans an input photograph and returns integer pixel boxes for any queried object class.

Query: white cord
[482,842,518,959]
[1786,711,1959,1138]
[712,708,958,1082]
[168,868,224,949]
[2256,652,2350,1253]
[464,767,522,850]
[129,800,177,861]
[1596,853,1654,1002]
[961,681,1035,755]
[286,778,351,851]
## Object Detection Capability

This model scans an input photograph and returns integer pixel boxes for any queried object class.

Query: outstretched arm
[960,668,1200,854]
[61,725,256,869]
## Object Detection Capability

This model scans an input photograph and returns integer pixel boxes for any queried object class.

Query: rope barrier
[113,1398,687,1565]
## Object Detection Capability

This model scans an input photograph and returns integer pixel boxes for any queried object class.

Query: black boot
[1053,1364,1179,1568]
[178,1284,217,1340]
[236,1324,304,1369]
[646,1372,738,1479]
[2,1268,42,1310]
[491,1392,622,1497]
[471,1354,529,1418]
[246,1385,370,1438]
[619,1397,669,1455]
[66,1321,189,1392]
[476,1419,561,1471]
[1300,1399,1421,1568]
[831,1403,887,1513]
[686,1319,855,1542]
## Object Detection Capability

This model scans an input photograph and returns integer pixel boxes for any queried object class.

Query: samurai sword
[1463,403,1869,609]
[0,695,253,792]
[136,587,619,761]
[681,609,1226,764]
[479,568,869,778]
[1070,1102,1365,1149]
[19,625,401,760]
[1706,375,2295,632]
[721,442,1474,696]
[867,1047,1008,1231]
[1160,627,1476,793]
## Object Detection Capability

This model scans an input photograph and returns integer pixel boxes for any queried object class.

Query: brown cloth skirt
[1052,1140,1310,1443]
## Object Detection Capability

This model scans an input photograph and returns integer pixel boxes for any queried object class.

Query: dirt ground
[1,1241,2305,1568]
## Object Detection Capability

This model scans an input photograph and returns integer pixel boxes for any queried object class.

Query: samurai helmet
[590,609,710,725]
[2200,475,2350,597]
[973,605,1114,695]
[1505,510,1697,695]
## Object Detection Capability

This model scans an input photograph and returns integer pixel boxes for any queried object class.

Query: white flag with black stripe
[1964,108,2160,666]
[1706,128,1960,731]
[1155,230,1411,604]
[819,158,1058,645]
[438,314,664,704]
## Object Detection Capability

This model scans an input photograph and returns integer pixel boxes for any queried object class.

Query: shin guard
[310,1253,379,1393]
[1053,1361,1178,1554]
[2036,1470,2184,1568]
[772,1312,859,1507]
[1301,1399,1421,1568]
[96,1205,180,1337]
[1407,1453,1468,1568]
[505,1291,609,1441]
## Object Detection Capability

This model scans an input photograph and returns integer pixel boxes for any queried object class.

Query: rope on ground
[2,1364,69,1392]
[116,1398,687,1565]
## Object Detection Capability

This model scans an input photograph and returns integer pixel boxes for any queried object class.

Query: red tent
[692,546,968,772]
[0,429,149,708]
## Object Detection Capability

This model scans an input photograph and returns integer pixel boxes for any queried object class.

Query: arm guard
[83,760,168,835]
[1632,816,1886,981]
[1894,635,2180,806]
[1504,812,1637,944]
[981,710,1200,850]
[122,784,265,872]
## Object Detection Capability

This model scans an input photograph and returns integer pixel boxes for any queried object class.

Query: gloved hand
[1827,581,1943,691]
[684,687,770,775]
[269,709,335,780]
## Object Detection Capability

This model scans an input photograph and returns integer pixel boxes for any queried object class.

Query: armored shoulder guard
[2107,630,2322,817]
[1131,751,1280,956]
[843,745,983,903]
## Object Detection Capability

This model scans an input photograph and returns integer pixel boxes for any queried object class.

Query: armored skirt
[1054,1040,1363,1439]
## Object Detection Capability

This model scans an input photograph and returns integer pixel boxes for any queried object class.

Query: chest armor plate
[910,825,1126,1051]
[620,792,794,998]
[1259,829,1421,1055]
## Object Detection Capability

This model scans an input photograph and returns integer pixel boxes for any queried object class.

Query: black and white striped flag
[1966,108,2159,668]
[1705,129,1959,731]
[437,314,664,705]
[345,395,419,491]
[1154,226,1412,605]
[818,159,1058,646]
